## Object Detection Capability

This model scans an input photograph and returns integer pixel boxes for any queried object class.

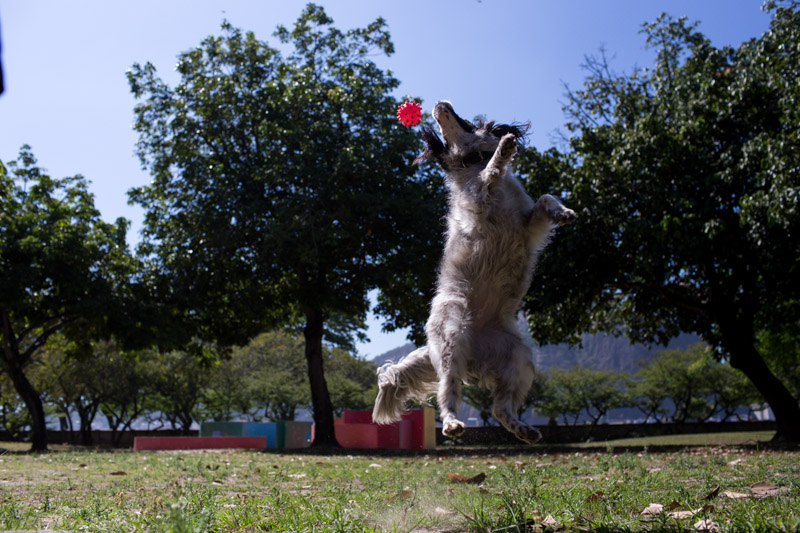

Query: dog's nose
[433,101,454,120]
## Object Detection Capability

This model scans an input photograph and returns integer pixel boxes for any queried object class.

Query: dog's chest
[445,184,534,283]
[451,179,531,243]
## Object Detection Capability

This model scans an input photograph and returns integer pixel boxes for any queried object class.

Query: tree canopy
[0,146,136,450]
[127,4,445,445]
[519,2,800,441]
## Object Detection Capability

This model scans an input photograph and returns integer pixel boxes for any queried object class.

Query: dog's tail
[372,346,439,425]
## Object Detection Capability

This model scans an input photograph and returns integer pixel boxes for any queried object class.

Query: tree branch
[615,280,710,316]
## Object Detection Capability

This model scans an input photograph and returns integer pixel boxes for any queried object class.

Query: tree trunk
[720,319,800,443]
[2,315,48,451]
[75,403,96,445]
[303,307,339,447]
[6,363,48,451]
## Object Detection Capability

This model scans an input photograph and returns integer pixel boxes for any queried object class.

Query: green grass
[571,430,777,449]
[1,435,798,532]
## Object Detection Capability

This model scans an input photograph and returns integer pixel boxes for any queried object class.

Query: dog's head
[414,101,529,171]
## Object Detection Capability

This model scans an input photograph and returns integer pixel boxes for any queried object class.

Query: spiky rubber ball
[397,100,422,127]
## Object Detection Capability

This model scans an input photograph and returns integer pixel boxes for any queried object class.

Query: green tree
[147,348,212,432]
[96,342,157,447]
[0,147,136,451]
[462,385,496,427]
[520,4,800,441]
[34,335,103,445]
[200,354,257,423]
[0,373,29,439]
[233,331,310,422]
[705,360,761,421]
[632,343,761,423]
[325,346,378,416]
[535,369,583,425]
[757,319,800,401]
[127,5,444,446]
[633,344,713,424]
[535,366,629,427]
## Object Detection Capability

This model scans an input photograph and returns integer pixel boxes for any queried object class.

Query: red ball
[397,100,422,127]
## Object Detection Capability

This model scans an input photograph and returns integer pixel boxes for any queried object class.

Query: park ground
[1,431,798,532]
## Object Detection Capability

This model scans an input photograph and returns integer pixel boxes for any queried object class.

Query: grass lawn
[571,431,778,449]
[1,433,798,532]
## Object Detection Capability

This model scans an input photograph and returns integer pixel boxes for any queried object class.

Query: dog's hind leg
[373,346,438,425]
[491,344,543,444]
[437,368,466,439]
[426,298,471,439]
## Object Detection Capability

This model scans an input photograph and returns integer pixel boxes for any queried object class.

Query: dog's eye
[461,150,496,167]
[491,125,514,138]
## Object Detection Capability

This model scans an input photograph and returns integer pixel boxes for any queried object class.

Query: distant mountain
[368,324,702,427]
[528,331,701,373]
[371,321,701,375]
[372,343,417,368]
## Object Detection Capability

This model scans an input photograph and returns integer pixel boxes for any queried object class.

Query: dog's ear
[490,122,531,146]
[414,125,446,166]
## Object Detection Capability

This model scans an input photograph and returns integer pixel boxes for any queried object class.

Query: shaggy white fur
[373,101,576,443]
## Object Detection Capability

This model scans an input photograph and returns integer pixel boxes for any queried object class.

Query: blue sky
[0,1,771,358]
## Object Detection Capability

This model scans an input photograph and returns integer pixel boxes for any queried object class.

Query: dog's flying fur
[372,101,576,443]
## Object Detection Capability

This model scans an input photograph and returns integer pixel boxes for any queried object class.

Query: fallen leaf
[693,518,719,531]
[585,490,604,502]
[667,500,681,511]
[542,514,558,526]
[668,504,714,520]
[393,490,414,500]
[722,490,750,499]
[541,514,565,530]
[750,481,780,492]
[749,481,789,497]
[640,503,664,516]
[368,463,383,468]
[446,472,486,484]
[703,484,720,500]
[727,458,743,466]
[432,506,455,516]
[109,471,127,476]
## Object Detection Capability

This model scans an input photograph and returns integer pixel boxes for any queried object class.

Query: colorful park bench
[334,407,436,449]
[133,436,266,451]
[133,408,435,451]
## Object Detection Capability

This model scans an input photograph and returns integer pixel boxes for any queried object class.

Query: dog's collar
[461,150,496,167]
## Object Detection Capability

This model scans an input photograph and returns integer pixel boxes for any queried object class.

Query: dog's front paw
[497,133,517,160]
[536,194,577,226]
[442,419,466,439]
[553,206,577,226]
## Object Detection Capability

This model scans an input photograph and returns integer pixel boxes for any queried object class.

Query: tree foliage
[630,343,760,424]
[520,3,800,441]
[536,366,630,427]
[127,4,444,445]
[207,331,377,421]
[0,147,136,451]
